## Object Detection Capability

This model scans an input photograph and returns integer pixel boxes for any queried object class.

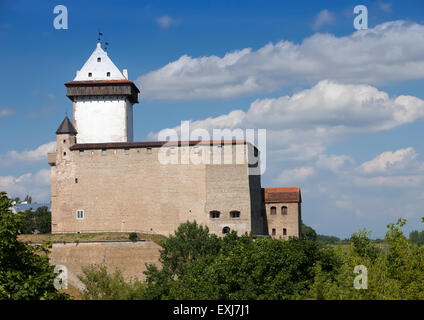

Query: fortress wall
[49,240,161,288]
[52,143,260,236]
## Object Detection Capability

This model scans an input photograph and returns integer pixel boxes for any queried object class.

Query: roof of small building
[69,140,253,150]
[56,116,77,135]
[263,187,301,203]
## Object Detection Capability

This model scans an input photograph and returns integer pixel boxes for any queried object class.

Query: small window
[97,57,101,62]
[63,139,66,143]
[222,226,230,234]
[193,146,199,154]
[101,149,107,156]
[281,206,288,215]
[79,150,84,156]
[63,152,66,156]
[107,72,111,77]
[210,211,220,219]
[147,148,152,154]
[254,148,259,157]
[170,147,176,154]
[88,72,92,77]
[270,206,276,215]
[230,211,240,218]
[124,148,130,155]
[272,228,276,236]
[76,210,84,219]
[75,178,78,184]
[217,145,222,152]
[283,228,287,236]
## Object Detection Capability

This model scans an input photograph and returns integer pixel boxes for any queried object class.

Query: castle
[47,41,302,238]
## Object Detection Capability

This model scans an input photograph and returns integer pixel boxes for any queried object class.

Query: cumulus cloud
[150,80,424,163]
[358,147,424,175]
[0,108,16,118]
[0,141,56,167]
[0,169,51,201]
[138,20,424,100]
[276,167,315,185]
[156,15,181,29]
[313,9,335,30]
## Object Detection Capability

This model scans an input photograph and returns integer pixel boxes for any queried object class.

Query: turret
[48,116,77,166]
[64,41,139,143]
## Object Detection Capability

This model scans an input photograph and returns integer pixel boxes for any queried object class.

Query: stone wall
[49,240,161,290]
[51,140,265,236]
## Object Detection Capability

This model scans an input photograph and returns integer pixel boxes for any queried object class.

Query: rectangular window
[79,150,84,156]
[101,149,107,156]
[272,228,276,236]
[147,148,152,154]
[270,207,276,215]
[124,148,130,155]
[170,147,176,154]
[76,210,84,219]
[283,228,287,236]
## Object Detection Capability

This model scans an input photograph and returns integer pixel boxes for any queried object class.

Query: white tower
[65,41,139,143]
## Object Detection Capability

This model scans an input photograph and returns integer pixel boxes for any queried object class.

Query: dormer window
[88,72,92,77]
[97,57,101,62]
[107,72,110,77]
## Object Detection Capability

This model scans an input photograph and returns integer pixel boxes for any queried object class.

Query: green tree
[301,223,317,241]
[78,265,146,300]
[143,221,221,299]
[0,192,69,300]
[20,206,51,234]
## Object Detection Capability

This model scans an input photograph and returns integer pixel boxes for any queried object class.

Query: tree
[0,192,69,300]
[143,221,221,299]
[301,223,317,241]
[20,206,51,234]
[78,265,146,300]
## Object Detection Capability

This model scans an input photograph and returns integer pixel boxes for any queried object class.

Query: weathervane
[97,31,103,43]
[105,41,109,52]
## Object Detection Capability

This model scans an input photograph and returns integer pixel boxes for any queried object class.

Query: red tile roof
[69,140,250,151]
[264,187,301,203]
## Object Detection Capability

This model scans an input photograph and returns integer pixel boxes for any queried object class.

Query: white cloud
[276,167,315,185]
[313,9,335,30]
[316,154,354,172]
[0,141,56,167]
[156,15,180,29]
[150,81,424,163]
[0,169,51,201]
[138,20,424,100]
[0,108,16,118]
[358,147,423,175]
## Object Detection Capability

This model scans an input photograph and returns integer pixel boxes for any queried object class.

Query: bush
[129,232,138,241]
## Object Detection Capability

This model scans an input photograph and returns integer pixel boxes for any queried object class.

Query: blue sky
[1,0,424,238]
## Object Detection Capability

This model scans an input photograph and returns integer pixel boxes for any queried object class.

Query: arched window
[210,211,220,219]
[281,206,288,215]
[272,228,276,236]
[222,226,230,234]
[270,206,276,215]
[230,210,240,218]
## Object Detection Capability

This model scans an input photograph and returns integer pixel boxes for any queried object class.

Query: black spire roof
[56,116,77,135]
